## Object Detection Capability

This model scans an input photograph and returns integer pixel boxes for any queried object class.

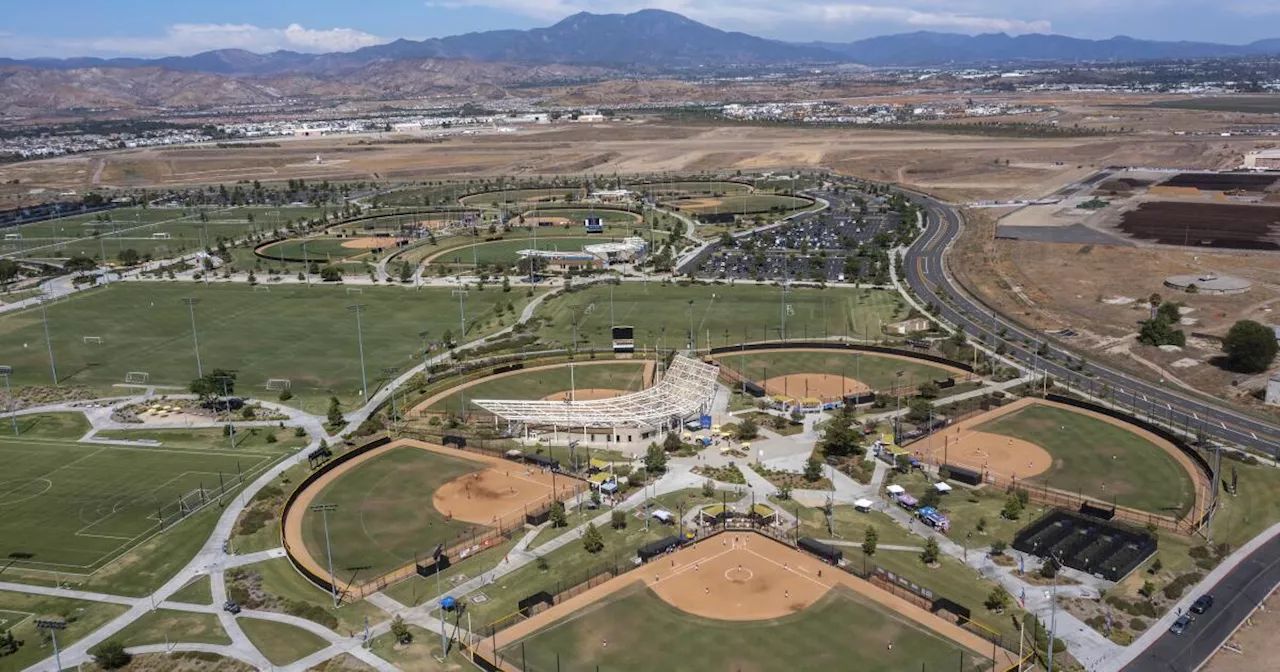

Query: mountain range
[7,9,1280,75]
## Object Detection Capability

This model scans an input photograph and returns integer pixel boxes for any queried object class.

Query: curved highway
[901,192,1280,672]
[902,194,1280,457]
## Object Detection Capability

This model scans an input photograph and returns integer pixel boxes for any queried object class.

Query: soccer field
[535,284,907,350]
[978,404,1197,516]
[0,432,284,572]
[0,283,530,405]
[503,584,987,672]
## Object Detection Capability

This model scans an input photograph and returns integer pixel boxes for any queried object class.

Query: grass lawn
[535,284,908,350]
[369,624,473,671]
[977,404,1195,516]
[381,536,520,608]
[7,412,91,440]
[238,617,330,666]
[502,583,988,672]
[717,350,958,393]
[114,609,230,647]
[169,575,213,605]
[94,426,308,454]
[0,431,282,575]
[301,446,489,578]
[671,194,812,215]
[738,411,804,436]
[425,362,647,414]
[935,487,1046,549]
[0,590,128,672]
[435,237,611,267]
[460,188,584,207]
[231,557,386,635]
[784,501,922,548]
[77,503,234,597]
[0,283,529,406]
[465,514,672,628]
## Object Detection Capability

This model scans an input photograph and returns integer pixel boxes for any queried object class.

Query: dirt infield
[541,388,627,402]
[761,373,868,401]
[521,217,574,226]
[340,237,406,249]
[282,439,583,598]
[409,359,657,416]
[432,465,576,527]
[490,533,1016,666]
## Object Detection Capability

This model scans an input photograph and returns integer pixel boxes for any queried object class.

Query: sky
[2,0,1279,59]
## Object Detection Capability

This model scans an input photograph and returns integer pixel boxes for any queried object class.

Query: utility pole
[311,504,340,607]
[38,298,57,385]
[0,366,17,436]
[348,305,368,402]
[182,297,203,378]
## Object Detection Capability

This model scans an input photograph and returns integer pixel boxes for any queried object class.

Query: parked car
[1170,614,1192,635]
[1190,595,1214,614]
[223,600,241,615]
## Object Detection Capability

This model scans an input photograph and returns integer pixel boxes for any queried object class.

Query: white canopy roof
[854,498,874,509]
[474,355,719,429]
[885,484,906,495]
[934,482,953,492]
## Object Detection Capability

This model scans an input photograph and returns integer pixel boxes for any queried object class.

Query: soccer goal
[253,285,271,292]
[177,487,209,514]
[124,371,150,385]
[346,287,363,294]
[265,378,292,391]
[83,336,103,345]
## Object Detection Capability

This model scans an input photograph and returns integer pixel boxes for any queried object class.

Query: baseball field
[714,349,966,397]
[414,360,652,416]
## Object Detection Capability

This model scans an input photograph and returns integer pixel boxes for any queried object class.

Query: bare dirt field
[341,237,406,249]
[761,373,868,401]
[1204,589,1280,672]
[432,465,573,527]
[4,114,1268,203]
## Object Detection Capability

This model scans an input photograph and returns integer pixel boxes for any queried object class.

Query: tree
[1139,580,1157,599]
[737,416,759,440]
[985,585,1011,612]
[1223,320,1279,373]
[91,640,131,670]
[117,248,140,266]
[917,380,940,399]
[582,522,604,553]
[64,255,98,273]
[0,259,19,282]
[320,265,343,282]
[905,398,932,424]
[549,501,567,528]
[663,432,683,452]
[610,508,627,530]
[1039,557,1059,579]
[397,261,413,283]
[702,478,716,497]
[820,407,863,457]
[1001,492,1024,520]
[390,615,412,644]
[803,456,824,483]
[921,536,940,565]
[327,396,344,427]
[862,525,878,558]
[644,442,667,475]
[1137,313,1186,347]
[189,369,237,402]
[990,540,1007,556]
[920,486,941,509]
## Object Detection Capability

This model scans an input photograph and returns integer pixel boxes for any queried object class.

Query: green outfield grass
[0,283,530,405]
[258,237,391,262]
[0,429,287,573]
[669,194,813,215]
[978,404,1196,517]
[301,446,490,578]
[239,617,330,666]
[715,350,959,393]
[633,180,752,195]
[534,284,908,350]
[425,361,647,414]
[460,188,584,207]
[522,208,642,224]
[503,583,988,672]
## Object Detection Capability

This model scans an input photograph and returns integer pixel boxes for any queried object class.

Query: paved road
[1121,533,1280,671]
[900,191,1280,457]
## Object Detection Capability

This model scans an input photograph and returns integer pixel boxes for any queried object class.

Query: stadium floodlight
[348,305,368,401]
[35,618,66,671]
[418,330,432,368]
[310,504,340,606]
[37,299,57,385]
[182,297,203,378]
[381,366,400,424]
[0,366,16,436]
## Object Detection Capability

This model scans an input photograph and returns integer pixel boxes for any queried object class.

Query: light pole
[453,285,468,337]
[35,618,66,672]
[568,304,581,351]
[302,239,311,287]
[216,374,237,449]
[893,370,905,440]
[182,297,203,378]
[382,366,400,425]
[418,330,432,370]
[38,298,57,385]
[348,305,368,402]
[311,504,340,607]
[0,366,17,436]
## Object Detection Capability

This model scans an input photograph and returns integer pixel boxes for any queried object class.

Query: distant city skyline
[3,1,1280,59]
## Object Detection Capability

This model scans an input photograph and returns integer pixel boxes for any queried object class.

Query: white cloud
[0,23,389,59]
[426,0,1052,35]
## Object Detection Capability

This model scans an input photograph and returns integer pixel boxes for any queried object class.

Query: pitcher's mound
[542,388,627,402]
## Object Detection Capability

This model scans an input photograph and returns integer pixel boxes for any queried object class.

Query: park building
[517,236,648,272]
[1267,372,1280,407]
